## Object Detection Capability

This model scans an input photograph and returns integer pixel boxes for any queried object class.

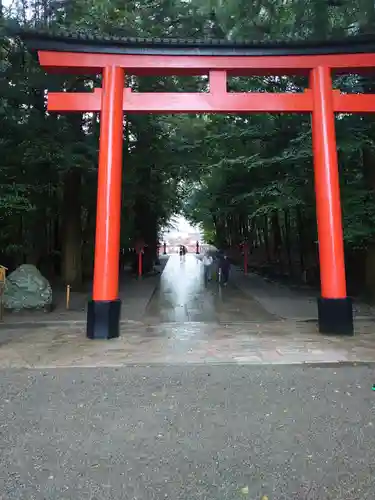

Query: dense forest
[1,0,375,298]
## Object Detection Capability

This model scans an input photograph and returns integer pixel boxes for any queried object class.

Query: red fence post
[138,249,143,278]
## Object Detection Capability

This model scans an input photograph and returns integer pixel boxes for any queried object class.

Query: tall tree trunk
[363,145,375,299]
[264,215,270,262]
[25,87,49,269]
[359,3,375,299]
[82,206,95,281]
[60,78,86,287]
[296,207,305,279]
[133,197,157,274]
[271,211,282,271]
[61,169,82,287]
[284,209,293,277]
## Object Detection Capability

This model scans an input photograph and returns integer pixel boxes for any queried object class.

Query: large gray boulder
[3,264,53,311]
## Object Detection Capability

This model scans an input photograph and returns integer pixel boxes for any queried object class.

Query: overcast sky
[166,215,201,234]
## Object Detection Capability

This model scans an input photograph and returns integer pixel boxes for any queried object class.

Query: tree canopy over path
[1,0,375,297]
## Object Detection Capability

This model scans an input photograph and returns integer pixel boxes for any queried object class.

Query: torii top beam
[18,29,375,76]
[16,29,375,114]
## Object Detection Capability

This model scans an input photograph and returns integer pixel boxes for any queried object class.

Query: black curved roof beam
[13,27,375,57]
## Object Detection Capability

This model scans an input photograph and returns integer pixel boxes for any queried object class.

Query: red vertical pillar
[87,66,124,339]
[310,66,353,335]
[138,249,143,278]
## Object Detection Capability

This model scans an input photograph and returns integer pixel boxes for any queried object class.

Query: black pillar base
[87,299,121,339]
[317,297,354,336]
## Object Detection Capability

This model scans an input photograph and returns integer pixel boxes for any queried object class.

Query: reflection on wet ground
[145,254,275,323]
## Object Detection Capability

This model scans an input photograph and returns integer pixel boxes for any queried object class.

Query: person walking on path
[218,253,231,286]
[179,245,184,262]
[202,252,213,284]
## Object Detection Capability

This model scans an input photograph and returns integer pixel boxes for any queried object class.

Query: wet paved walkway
[145,255,275,323]
[1,254,375,368]
[2,320,375,368]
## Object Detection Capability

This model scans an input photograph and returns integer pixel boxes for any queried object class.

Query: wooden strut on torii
[19,30,375,338]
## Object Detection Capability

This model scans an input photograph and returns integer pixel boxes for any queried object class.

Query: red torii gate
[20,31,375,339]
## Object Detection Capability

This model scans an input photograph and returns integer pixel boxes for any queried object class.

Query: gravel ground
[1,364,375,499]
